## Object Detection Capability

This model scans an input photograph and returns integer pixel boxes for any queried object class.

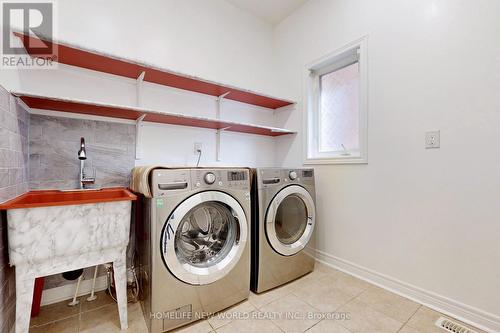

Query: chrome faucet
[78,137,95,189]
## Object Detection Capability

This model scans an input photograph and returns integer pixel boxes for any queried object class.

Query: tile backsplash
[27,114,136,291]
[0,86,29,333]
[29,114,136,190]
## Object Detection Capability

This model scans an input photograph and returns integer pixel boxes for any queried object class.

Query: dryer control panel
[258,168,315,189]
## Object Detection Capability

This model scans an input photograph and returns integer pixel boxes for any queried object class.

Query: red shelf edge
[12,92,295,137]
[13,32,295,110]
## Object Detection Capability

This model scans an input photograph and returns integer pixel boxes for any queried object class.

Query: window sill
[303,156,367,165]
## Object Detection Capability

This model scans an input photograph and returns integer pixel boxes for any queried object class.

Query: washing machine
[136,168,251,332]
[251,168,316,293]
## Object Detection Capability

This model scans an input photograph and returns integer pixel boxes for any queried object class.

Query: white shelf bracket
[135,114,146,160]
[216,91,230,161]
[136,71,146,107]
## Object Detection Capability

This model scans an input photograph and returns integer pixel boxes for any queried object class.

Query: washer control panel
[192,169,249,190]
[151,169,250,196]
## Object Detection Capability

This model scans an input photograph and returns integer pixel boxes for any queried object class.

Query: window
[305,37,367,164]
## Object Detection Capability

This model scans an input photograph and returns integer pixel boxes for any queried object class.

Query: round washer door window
[161,191,248,285]
[266,185,315,256]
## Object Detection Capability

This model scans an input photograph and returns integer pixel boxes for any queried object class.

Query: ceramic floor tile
[260,294,321,333]
[171,319,213,333]
[29,315,79,333]
[215,313,282,333]
[80,291,115,313]
[305,319,352,333]
[286,270,327,292]
[248,284,294,309]
[208,300,257,329]
[337,299,403,333]
[354,286,420,322]
[405,306,486,333]
[320,271,371,298]
[26,268,489,333]
[293,278,353,313]
[397,325,422,333]
[79,302,147,333]
[30,298,81,327]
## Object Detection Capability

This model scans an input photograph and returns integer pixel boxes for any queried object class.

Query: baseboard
[40,276,108,306]
[313,248,500,333]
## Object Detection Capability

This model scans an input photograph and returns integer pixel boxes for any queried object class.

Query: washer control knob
[204,172,216,184]
[289,171,298,180]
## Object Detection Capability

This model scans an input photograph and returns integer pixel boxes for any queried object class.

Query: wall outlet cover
[425,131,440,149]
[194,142,202,154]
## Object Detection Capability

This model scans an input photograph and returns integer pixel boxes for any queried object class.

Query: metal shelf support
[135,72,146,160]
[216,92,231,161]
[136,71,146,107]
[135,114,146,160]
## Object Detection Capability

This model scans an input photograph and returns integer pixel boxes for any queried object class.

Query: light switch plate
[425,131,440,149]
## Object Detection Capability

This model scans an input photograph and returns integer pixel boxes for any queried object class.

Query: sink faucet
[78,137,95,189]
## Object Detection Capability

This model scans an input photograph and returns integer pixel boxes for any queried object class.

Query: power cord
[196,148,202,167]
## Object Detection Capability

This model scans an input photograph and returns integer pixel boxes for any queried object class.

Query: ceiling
[226,0,309,25]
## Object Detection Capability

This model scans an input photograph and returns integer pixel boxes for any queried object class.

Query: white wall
[0,0,284,168]
[53,0,278,95]
[274,0,500,329]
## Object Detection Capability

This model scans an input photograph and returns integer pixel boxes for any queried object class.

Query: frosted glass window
[306,38,367,164]
[319,62,359,153]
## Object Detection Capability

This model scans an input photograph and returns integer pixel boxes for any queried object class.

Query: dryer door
[161,191,248,285]
[265,185,315,256]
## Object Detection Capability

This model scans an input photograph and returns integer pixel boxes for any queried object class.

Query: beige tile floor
[28,263,486,333]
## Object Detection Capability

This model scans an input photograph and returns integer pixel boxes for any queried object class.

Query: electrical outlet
[194,142,202,154]
[425,131,440,149]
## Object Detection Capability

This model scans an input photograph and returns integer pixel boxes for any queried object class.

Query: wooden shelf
[12,92,296,137]
[14,32,295,110]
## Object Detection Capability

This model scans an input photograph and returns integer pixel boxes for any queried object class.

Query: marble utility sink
[0,187,136,333]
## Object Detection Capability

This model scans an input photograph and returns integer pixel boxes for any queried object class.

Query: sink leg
[15,266,35,333]
[114,252,128,330]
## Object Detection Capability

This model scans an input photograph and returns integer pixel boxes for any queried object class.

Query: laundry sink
[0,187,137,266]
[0,187,136,333]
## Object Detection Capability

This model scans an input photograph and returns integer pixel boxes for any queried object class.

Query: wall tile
[0,184,17,204]
[29,114,135,190]
[30,114,95,143]
[15,183,28,196]
[95,121,135,146]
[0,150,11,168]
[0,84,26,333]
[2,113,19,134]
[0,170,8,188]
[29,180,79,190]
[8,132,22,152]
[0,128,9,149]
[29,123,42,140]
[8,169,22,186]
[0,89,9,113]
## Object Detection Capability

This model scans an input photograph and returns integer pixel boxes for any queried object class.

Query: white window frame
[303,36,368,165]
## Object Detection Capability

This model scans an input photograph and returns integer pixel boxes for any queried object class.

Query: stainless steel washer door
[161,191,248,285]
[265,185,315,256]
